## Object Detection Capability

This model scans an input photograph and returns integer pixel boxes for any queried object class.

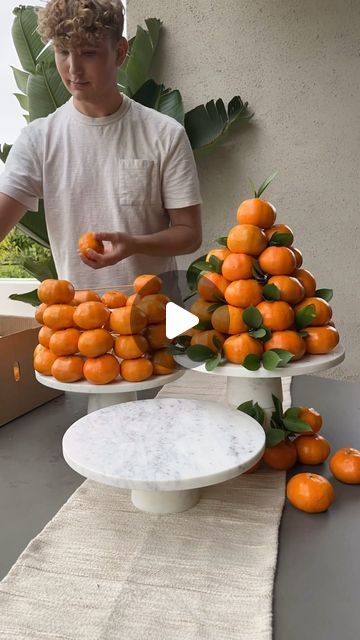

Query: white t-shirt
[0,94,202,298]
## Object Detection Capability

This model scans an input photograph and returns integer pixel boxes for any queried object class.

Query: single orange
[236,198,276,229]
[49,328,81,356]
[120,357,153,382]
[73,301,110,330]
[78,328,114,358]
[38,279,75,305]
[151,349,177,375]
[83,354,120,384]
[224,279,263,308]
[35,303,48,324]
[211,304,247,334]
[221,252,254,281]
[190,329,225,354]
[133,274,162,296]
[38,325,56,348]
[257,300,295,331]
[286,472,334,513]
[33,348,58,376]
[126,293,142,306]
[51,356,84,382]
[329,448,360,484]
[78,232,104,257]
[144,323,167,350]
[136,298,166,324]
[43,304,75,330]
[190,298,213,323]
[294,434,331,464]
[197,272,229,302]
[109,306,147,335]
[206,247,231,262]
[294,297,332,326]
[100,290,128,309]
[264,330,306,361]
[304,325,339,354]
[262,440,297,470]
[223,333,263,364]
[114,334,149,359]
[227,224,267,256]
[292,268,316,297]
[73,290,101,305]
[258,246,296,276]
[297,407,323,434]
[290,247,303,268]
[267,275,305,305]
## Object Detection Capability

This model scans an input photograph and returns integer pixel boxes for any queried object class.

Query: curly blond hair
[37,0,125,49]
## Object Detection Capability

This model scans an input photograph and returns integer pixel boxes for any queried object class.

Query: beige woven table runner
[0,370,286,640]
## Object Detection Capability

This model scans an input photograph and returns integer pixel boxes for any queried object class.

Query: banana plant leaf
[132,79,185,125]
[16,201,50,248]
[117,18,162,95]
[11,66,29,93]
[12,6,54,75]
[9,289,40,307]
[19,254,57,280]
[14,92,28,111]
[185,96,253,152]
[27,62,71,120]
[0,144,12,163]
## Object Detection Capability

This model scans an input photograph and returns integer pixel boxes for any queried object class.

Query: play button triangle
[165,302,199,340]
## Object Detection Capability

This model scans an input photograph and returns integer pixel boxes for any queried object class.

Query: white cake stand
[62,398,265,513]
[175,345,345,428]
[36,369,185,413]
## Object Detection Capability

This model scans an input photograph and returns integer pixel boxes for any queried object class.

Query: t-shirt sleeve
[161,125,202,209]
[0,126,43,212]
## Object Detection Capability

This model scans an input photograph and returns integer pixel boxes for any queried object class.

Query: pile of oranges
[33,274,177,385]
[186,176,340,366]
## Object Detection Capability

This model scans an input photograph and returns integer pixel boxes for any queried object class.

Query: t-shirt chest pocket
[116,159,160,205]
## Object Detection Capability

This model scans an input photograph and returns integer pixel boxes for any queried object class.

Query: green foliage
[0,228,51,277]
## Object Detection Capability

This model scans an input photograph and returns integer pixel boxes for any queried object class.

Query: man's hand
[79,231,135,269]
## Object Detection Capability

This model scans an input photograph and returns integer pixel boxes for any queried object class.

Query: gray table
[275,374,360,640]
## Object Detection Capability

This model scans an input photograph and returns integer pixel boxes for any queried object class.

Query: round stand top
[36,368,185,394]
[175,344,345,379]
[62,398,265,491]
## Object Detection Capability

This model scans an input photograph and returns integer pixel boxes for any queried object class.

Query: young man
[0,0,202,299]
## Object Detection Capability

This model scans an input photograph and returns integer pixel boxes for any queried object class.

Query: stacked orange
[33,275,176,385]
[189,177,340,366]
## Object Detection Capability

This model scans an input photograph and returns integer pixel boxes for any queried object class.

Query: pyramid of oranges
[185,175,340,368]
[33,274,177,385]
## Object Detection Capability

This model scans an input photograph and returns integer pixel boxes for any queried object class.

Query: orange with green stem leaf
[236,173,277,229]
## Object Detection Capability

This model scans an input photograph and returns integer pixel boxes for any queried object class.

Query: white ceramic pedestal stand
[36,369,185,414]
[62,398,265,514]
[175,345,345,429]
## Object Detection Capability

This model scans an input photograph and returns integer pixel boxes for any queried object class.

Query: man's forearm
[132,224,202,257]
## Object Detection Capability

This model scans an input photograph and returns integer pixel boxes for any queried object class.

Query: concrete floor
[1,375,360,639]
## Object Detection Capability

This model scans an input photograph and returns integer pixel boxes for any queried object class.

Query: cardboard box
[0,316,63,427]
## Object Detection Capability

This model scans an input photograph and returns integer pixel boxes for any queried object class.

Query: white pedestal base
[131,488,201,514]
[87,391,137,414]
[226,376,283,430]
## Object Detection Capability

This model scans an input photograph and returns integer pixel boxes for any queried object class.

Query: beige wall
[128,0,360,381]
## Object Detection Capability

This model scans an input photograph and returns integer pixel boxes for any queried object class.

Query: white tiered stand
[35,369,185,413]
[175,345,345,428]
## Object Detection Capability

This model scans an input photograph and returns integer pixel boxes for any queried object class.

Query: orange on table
[110,306,147,335]
[206,247,231,262]
[290,247,303,268]
[83,353,119,384]
[38,279,75,305]
[262,440,297,470]
[211,304,247,334]
[100,290,127,309]
[73,301,110,330]
[294,433,331,464]
[292,268,316,296]
[223,333,263,364]
[43,304,75,330]
[136,298,166,324]
[151,349,177,375]
[133,274,162,296]
[73,290,101,305]
[257,300,295,331]
[286,472,334,513]
[236,198,276,229]
[35,303,48,324]
[190,298,213,323]
[264,330,306,361]
[120,357,153,382]
[51,355,84,383]
[227,224,267,256]
[78,232,104,257]
[258,246,296,275]
[190,329,225,354]
[304,325,339,354]
[297,407,322,434]
[114,334,149,359]
[221,252,254,281]
[38,325,56,348]
[267,275,305,305]
[197,272,229,302]
[224,279,263,308]
[294,296,332,326]
[49,328,81,356]
[144,323,167,350]
[34,348,58,375]
[329,448,360,484]
[78,328,114,358]
[264,223,294,245]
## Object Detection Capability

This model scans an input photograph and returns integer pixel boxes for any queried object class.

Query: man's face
[54,36,128,102]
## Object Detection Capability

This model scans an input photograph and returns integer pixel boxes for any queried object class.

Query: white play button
[165,302,199,340]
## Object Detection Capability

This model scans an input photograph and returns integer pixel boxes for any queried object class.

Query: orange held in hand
[286,472,335,513]
[329,448,360,484]
[78,232,104,257]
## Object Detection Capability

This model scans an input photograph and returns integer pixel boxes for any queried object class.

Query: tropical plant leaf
[0,144,12,164]
[255,172,278,198]
[18,255,57,280]
[237,400,255,415]
[16,201,50,248]
[27,63,71,120]
[12,6,54,74]
[132,79,185,125]
[118,19,162,96]
[314,288,333,302]
[14,92,28,111]
[9,288,40,307]
[11,66,29,94]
